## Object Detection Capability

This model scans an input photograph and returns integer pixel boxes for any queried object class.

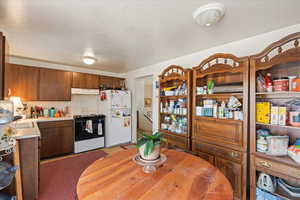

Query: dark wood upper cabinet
[72,72,99,89]
[4,64,40,101]
[39,68,72,101]
[99,75,125,89]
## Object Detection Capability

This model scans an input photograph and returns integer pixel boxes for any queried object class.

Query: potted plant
[136,132,165,161]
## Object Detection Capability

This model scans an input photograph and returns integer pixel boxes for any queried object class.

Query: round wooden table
[77,149,233,200]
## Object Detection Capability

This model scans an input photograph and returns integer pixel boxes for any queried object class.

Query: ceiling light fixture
[82,48,97,65]
[193,3,225,27]
[82,56,97,65]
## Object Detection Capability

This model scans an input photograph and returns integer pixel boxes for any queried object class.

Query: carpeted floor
[38,149,107,200]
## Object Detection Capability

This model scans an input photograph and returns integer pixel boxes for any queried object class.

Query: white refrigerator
[98,90,132,147]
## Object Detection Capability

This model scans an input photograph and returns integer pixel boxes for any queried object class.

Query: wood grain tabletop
[77,148,233,200]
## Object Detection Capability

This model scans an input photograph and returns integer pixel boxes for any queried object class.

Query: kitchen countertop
[10,116,74,140]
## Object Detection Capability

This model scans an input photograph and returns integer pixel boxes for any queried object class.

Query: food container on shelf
[287,139,300,164]
[273,78,289,92]
[266,136,289,156]
[292,78,300,92]
[288,76,297,91]
[289,111,300,127]
[164,91,175,96]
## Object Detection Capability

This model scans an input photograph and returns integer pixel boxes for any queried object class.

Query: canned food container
[292,78,300,92]
[273,78,289,92]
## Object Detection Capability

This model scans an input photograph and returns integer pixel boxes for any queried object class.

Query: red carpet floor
[38,149,107,200]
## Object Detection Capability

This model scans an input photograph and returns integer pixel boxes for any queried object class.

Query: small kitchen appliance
[74,114,105,153]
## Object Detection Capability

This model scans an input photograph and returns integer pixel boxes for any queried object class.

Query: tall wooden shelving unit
[250,33,300,200]
[191,53,249,200]
[158,65,192,150]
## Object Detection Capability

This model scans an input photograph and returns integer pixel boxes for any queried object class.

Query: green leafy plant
[136,132,165,156]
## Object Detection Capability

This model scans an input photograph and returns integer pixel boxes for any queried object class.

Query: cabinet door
[85,73,99,89]
[39,68,72,101]
[4,64,39,100]
[72,72,99,89]
[39,120,74,159]
[99,76,124,89]
[18,137,39,200]
[215,157,242,199]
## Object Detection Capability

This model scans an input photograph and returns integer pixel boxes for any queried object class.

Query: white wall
[125,23,300,142]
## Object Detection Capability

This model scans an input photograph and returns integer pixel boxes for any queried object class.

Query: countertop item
[10,116,74,139]
[77,148,233,200]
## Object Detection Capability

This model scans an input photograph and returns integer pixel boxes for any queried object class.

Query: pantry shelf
[256,91,300,99]
[196,93,243,99]
[159,65,192,151]
[160,113,187,117]
[160,95,187,99]
[250,33,300,200]
[256,122,300,130]
[159,129,187,137]
[254,152,300,168]
[195,116,243,124]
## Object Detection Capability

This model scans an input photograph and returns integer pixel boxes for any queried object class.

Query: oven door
[75,117,105,141]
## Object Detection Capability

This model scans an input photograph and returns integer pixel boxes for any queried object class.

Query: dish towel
[85,120,93,134]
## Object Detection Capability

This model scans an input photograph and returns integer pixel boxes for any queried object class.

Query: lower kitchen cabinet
[38,120,74,159]
[215,157,243,199]
[18,137,39,200]
[192,140,245,200]
[163,133,190,150]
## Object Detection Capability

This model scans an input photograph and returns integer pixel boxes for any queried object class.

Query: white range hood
[71,88,100,95]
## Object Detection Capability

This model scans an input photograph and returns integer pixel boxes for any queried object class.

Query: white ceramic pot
[139,143,161,161]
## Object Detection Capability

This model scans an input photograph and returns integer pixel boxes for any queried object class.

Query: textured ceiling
[1,0,300,73]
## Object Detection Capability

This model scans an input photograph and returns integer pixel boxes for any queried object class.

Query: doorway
[135,75,154,139]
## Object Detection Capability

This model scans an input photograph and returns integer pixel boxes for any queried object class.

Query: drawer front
[163,134,189,150]
[193,119,243,150]
[192,141,242,163]
[38,120,73,129]
[255,156,300,179]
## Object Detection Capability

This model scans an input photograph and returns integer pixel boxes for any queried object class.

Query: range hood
[71,88,100,95]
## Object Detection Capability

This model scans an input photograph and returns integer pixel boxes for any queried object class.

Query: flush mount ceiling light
[193,3,225,26]
[82,48,97,65]
[82,56,97,65]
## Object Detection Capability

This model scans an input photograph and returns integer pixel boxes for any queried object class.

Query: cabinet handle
[230,152,239,158]
[259,161,272,168]
[8,88,11,96]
